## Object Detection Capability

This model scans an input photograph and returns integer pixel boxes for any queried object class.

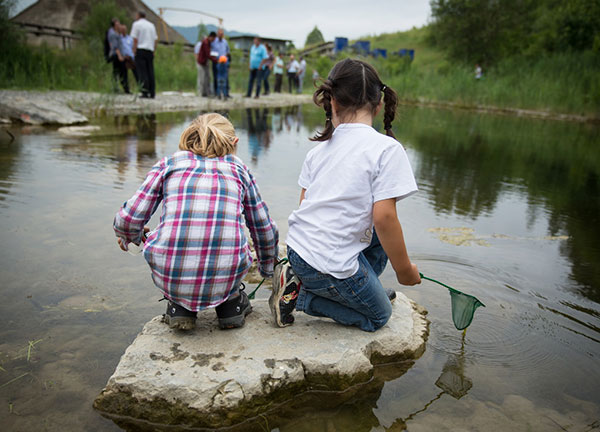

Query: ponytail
[310,59,400,142]
[310,79,335,142]
[381,84,398,139]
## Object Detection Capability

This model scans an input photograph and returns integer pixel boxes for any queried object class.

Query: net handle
[420,272,455,292]
[420,272,486,307]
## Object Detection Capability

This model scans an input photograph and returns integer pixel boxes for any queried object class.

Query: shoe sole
[218,303,252,330]
[163,315,196,331]
[269,265,292,328]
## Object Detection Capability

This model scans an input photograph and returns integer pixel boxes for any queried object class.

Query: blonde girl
[115,113,278,330]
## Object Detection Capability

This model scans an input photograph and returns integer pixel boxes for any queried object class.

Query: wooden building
[229,35,291,54]
[11,0,188,50]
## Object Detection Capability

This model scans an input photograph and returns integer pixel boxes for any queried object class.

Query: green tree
[79,0,131,42]
[197,22,207,42]
[429,0,600,64]
[429,0,533,64]
[1,0,21,50]
[305,26,324,47]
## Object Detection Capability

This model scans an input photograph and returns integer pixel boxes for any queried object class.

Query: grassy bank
[361,27,600,116]
[1,26,598,117]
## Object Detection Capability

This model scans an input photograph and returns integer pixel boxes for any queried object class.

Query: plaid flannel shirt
[114,151,278,311]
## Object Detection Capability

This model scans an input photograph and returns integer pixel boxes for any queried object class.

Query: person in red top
[197,32,217,97]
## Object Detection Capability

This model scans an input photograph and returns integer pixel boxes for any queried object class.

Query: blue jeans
[216,63,228,98]
[246,68,263,97]
[262,68,271,94]
[288,230,392,332]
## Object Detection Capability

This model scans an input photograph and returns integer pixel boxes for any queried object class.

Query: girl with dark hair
[270,58,421,331]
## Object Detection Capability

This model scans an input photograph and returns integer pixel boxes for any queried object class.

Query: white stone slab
[94,294,428,430]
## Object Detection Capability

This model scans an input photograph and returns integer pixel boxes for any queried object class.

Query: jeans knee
[371,302,392,331]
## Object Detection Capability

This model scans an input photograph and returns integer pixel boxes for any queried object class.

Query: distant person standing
[107,18,129,94]
[131,10,157,98]
[312,69,319,83]
[296,56,306,93]
[216,55,229,100]
[194,38,202,95]
[197,32,217,97]
[287,54,299,93]
[211,28,230,98]
[475,64,483,80]
[119,24,137,83]
[260,44,274,96]
[246,37,267,99]
[273,51,284,93]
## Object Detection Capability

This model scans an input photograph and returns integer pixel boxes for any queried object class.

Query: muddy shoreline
[1,89,597,126]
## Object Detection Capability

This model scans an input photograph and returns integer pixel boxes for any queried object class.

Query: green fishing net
[447,287,485,330]
[420,273,485,331]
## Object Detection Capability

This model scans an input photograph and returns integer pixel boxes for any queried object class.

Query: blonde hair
[178,113,237,157]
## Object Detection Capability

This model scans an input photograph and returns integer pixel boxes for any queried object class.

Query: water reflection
[112,114,158,180]
[396,109,600,304]
[385,334,472,430]
[1,106,599,432]
[244,108,271,163]
[0,128,20,205]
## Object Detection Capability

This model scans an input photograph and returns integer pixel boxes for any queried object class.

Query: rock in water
[94,294,428,430]
[0,95,88,125]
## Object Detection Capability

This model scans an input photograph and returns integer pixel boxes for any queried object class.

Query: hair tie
[381,84,387,92]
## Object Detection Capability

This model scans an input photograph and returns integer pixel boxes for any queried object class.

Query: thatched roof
[11,0,187,44]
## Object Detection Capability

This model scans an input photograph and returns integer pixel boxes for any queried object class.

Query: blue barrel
[334,37,348,53]
[354,40,371,54]
[409,49,415,60]
[398,49,407,57]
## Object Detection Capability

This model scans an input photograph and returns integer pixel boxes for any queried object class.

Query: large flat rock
[94,293,428,430]
[0,90,312,124]
[0,94,88,125]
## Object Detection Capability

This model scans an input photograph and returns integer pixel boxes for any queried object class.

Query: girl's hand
[396,263,421,286]
[116,227,149,252]
[117,237,128,252]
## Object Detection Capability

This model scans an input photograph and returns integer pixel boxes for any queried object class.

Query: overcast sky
[14,0,432,46]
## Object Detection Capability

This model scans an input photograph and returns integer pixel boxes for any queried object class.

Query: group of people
[114,58,421,334]
[195,28,231,99]
[106,11,157,98]
[246,37,307,98]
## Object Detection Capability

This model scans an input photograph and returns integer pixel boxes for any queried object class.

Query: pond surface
[1,105,599,431]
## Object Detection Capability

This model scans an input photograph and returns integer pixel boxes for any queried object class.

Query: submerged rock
[94,294,428,430]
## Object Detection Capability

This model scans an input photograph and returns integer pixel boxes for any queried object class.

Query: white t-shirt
[131,18,157,51]
[288,60,299,73]
[286,123,418,279]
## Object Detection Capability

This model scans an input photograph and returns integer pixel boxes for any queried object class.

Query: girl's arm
[243,173,279,277]
[113,159,166,249]
[373,198,421,286]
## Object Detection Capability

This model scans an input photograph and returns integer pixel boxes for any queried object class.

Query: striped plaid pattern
[114,151,278,311]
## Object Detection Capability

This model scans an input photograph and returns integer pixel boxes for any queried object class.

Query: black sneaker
[163,299,197,330]
[269,261,301,327]
[215,285,252,330]
[386,288,397,303]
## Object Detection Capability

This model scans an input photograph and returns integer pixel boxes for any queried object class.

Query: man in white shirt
[131,10,157,98]
[296,56,307,93]
[287,54,300,93]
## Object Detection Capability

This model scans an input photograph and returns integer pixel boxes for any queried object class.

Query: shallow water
[0,106,599,431]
